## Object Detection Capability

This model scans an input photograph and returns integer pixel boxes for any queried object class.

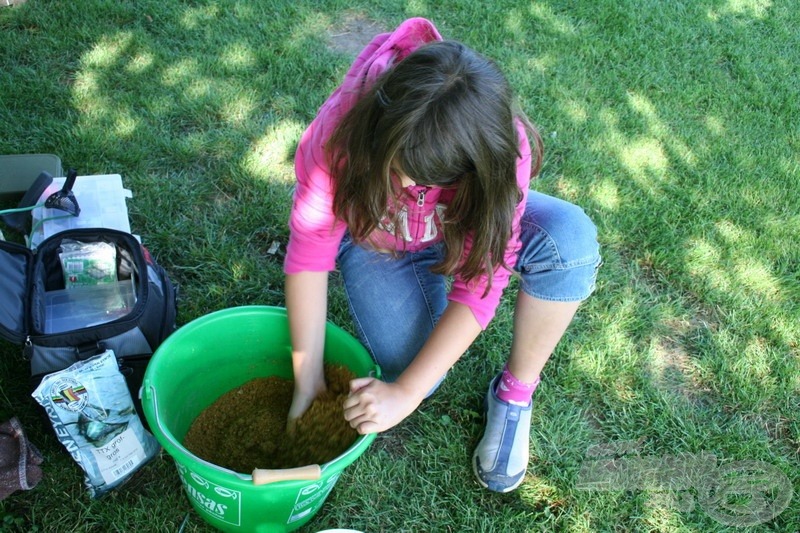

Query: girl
[284,18,600,493]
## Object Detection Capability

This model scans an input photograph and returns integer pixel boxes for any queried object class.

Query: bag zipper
[23,336,33,361]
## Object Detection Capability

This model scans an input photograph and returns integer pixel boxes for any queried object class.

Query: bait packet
[31,349,159,498]
[58,239,117,288]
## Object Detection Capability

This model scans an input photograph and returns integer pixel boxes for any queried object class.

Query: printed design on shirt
[378,203,447,243]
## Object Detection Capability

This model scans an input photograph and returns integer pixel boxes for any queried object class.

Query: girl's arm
[286,271,329,425]
[343,301,481,434]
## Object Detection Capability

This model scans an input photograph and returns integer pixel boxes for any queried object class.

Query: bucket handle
[252,464,321,485]
[145,385,252,481]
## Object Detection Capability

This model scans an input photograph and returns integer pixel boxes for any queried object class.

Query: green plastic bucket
[141,306,379,532]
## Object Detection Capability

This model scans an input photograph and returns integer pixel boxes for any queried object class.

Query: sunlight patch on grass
[596,107,620,135]
[406,0,430,17]
[648,336,693,390]
[686,237,727,289]
[527,53,557,74]
[626,92,660,122]
[612,375,638,403]
[72,69,139,138]
[177,131,213,157]
[221,43,257,69]
[641,492,687,530]
[733,261,781,301]
[559,98,588,123]
[564,511,595,532]
[529,3,578,35]
[517,474,559,504]
[771,317,799,355]
[591,178,620,210]
[705,115,726,136]
[162,58,200,87]
[507,52,556,78]
[714,223,783,302]
[575,342,616,381]
[714,219,744,243]
[181,4,221,29]
[619,138,668,178]
[113,110,140,138]
[74,34,142,125]
[287,12,331,52]
[231,261,250,281]
[575,294,638,380]
[126,51,155,75]
[591,109,674,189]
[220,90,258,126]
[73,70,100,98]
[505,9,525,36]
[733,336,775,384]
[270,94,298,117]
[778,157,799,190]
[728,332,775,388]
[687,232,784,305]
[627,91,698,168]
[186,77,214,100]
[711,0,772,20]
[763,328,797,366]
[245,120,305,182]
[792,361,800,392]
[553,175,583,202]
[82,32,133,68]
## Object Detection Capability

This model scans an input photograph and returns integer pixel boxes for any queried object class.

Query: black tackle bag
[0,228,177,421]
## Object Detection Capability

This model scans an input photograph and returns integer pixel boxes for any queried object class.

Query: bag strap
[75,340,107,360]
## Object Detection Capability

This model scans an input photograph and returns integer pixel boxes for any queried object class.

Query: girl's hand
[343,378,423,434]
[287,378,326,433]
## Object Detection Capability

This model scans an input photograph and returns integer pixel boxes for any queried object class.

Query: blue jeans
[336,191,601,384]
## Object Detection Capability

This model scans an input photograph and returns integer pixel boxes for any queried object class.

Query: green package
[59,240,117,288]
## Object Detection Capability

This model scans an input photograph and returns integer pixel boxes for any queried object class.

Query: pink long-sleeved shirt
[284,17,533,329]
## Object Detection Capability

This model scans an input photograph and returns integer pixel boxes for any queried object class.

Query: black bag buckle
[75,341,106,360]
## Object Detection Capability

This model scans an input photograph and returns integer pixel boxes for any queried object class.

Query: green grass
[1,0,798,531]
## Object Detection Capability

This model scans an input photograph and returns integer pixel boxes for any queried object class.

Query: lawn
[1,0,798,531]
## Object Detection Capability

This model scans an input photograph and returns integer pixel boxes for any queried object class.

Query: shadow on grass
[0,0,797,530]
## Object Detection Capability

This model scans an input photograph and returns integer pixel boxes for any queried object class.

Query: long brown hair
[328,41,543,292]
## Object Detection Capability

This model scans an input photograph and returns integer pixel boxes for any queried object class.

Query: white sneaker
[472,374,532,492]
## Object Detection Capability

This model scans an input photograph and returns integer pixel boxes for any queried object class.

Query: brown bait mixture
[182,365,359,474]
